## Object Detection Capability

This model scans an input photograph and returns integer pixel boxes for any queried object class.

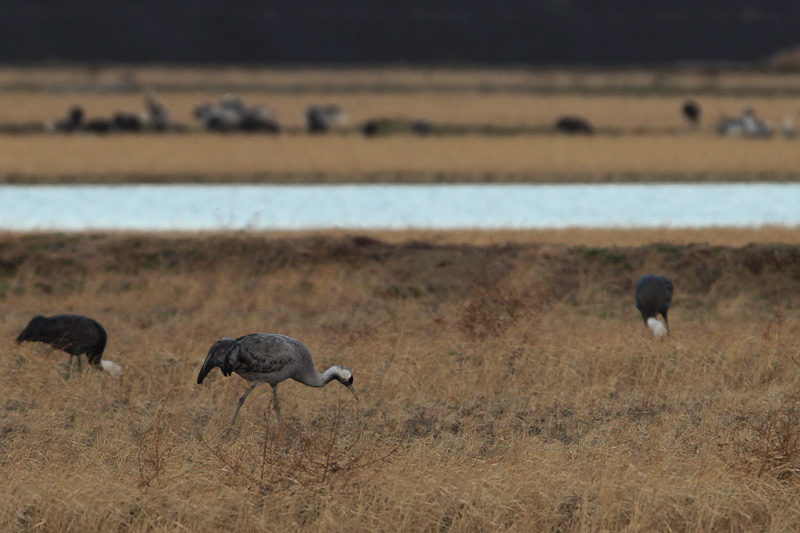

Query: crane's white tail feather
[647,318,667,338]
[101,360,123,375]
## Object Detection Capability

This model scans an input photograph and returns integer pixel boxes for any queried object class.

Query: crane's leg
[663,311,670,336]
[66,354,79,379]
[228,382,259,432]
[270,385,282,423]
[77,355,83,372]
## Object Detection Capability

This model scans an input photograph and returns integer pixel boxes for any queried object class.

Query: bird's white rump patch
[101,360,123,375]
[647,318,667,338]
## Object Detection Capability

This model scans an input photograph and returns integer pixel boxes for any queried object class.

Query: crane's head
[16,315,47,343]
[197,337,240,384]
[332,365,358,401]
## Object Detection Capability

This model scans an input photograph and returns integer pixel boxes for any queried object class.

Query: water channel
[0,183,797,231]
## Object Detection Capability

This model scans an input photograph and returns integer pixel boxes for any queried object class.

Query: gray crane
[145,90,170,131]
[717,105,773,138]
[197,333,357,430]
[16,314,121,375]
[634,274,673,337]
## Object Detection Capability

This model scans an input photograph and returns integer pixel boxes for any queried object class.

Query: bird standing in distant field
[682,99,701,127]
[16,313,122,375]
[145,90,170,131]
[197,333,357,431]
[48,105,84,133]
[305,104,347,133]
[634,274,673,337]
[554,115,594,134]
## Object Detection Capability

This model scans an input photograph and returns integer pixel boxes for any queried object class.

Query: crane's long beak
[347,384,359,402]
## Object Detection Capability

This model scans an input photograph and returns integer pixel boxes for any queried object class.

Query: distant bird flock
[43,90,432,137]
[13,272,672,431]
[39,91,798,139]
[46,92,176,134]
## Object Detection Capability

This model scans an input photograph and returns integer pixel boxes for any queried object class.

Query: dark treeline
[2,1,797,65]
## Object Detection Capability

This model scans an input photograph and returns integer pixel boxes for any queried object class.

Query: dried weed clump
[2,233,800,530]
[725,391,800,480]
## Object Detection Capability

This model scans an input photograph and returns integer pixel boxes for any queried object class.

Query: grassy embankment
[2,232,800,530]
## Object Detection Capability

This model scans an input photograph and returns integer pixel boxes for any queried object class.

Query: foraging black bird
[16,314,121,374]
[360,120,380,137]
[197,333,357,429]
[83,118,114,134]
[554,115,594,134]
[306,104,347,133]
[111,112,144,132]
[410,119,434,136]
[51,105,85,132]
[634,275,673,337]
[682,99,701,126]
[306,106,330,133]
[238,108,280,133]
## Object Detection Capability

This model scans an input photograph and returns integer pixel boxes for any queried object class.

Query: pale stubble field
[3,135,800,184]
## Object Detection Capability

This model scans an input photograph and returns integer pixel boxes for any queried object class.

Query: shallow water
[0,182,798,231]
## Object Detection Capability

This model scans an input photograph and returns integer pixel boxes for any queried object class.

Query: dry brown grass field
[3,231,800,531]
[2,67,800,532]
[2,67,800,183]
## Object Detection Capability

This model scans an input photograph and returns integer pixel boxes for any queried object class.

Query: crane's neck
[299,366,341,388]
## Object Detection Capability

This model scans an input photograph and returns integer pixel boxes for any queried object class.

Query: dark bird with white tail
[16,314,121,375]
[197,333,357,430]
[634,275,673,337]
